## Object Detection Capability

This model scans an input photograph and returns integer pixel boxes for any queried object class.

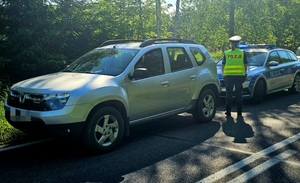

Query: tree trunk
[229,0,235,37]
[137,0,145,39]
[156,0,161,38]
[174,0,180,38]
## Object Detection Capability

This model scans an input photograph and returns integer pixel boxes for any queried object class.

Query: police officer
[222,36,247,117]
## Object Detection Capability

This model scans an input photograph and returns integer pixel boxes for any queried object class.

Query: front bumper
[4,102,92,136]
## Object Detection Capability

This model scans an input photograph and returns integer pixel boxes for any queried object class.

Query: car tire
[288,74,300,94]
[82,106,124,152]
[252,79,265,104]
[192,89,217,123]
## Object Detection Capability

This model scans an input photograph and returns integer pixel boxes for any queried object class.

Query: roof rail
[140,38,197,47]
[100,38,198,47]
[100,39,144,47]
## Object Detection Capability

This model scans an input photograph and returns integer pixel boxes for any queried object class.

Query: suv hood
[11,72,114,93]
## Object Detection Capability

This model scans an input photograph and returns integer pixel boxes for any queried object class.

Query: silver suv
[4,39,220,152]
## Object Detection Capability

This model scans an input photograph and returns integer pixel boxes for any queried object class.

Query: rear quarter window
[190,47,206,66]
[287,51,298,61]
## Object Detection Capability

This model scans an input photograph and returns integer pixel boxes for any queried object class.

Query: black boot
[237,111,242,116]
[225,111,231,117]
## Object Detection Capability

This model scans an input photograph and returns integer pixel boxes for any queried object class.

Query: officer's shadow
[222,116,254,143]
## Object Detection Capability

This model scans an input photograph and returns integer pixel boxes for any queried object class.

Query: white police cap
[229,35,241,42]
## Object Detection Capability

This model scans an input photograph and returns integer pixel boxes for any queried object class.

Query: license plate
[10,109,31,122]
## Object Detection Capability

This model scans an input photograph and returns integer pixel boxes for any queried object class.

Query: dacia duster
[5,38,220,152]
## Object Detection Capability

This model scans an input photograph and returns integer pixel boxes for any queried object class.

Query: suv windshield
[217,51,267,66]
[63,48,138,76]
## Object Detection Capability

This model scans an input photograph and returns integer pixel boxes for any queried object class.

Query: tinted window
[135,49,164,78]
[278,51,290,63]
[287,51,298,61]
[167,47,193,72]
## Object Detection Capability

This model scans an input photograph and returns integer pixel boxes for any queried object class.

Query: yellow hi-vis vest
[224,49,245,76]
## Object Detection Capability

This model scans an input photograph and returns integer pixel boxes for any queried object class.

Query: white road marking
[202,142,255,155]
[227,150,297,183]
[197,132,300,183]
[283,159,300,168]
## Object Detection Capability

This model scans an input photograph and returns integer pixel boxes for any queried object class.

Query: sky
[165,0,176,6]
[165,0,176,12]
[166,0,176,4]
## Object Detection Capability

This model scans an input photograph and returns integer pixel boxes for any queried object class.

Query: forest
[0,0,299,84]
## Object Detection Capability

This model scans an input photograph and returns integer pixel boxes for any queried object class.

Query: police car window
[190,47,206,66]
[167,47,193,72]
[135,49,164,78]
[287,51,298,61]
[278,51,290,63]
[268,51,280,63]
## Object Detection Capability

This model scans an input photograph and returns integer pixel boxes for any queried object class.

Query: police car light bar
[238,43,276,49]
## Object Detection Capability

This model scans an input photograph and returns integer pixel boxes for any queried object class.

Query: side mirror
[268,61,279,67]
[128,68,149,80]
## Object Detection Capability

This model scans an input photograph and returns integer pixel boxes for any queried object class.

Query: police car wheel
[192,89,217,123]
[252,79,265,104]
[289,74,300,94]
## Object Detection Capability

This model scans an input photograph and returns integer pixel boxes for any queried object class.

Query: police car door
[277,50,295,88]
[266,51,286,92]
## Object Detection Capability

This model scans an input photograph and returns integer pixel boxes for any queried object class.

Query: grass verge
[0,102,26,146]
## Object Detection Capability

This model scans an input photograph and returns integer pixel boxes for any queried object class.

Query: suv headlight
[44,93,70,110]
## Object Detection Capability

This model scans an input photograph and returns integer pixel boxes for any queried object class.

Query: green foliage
[0,82,25,145]
[0,101,25,145]
[0,0,299,83]
[211,50,225,61]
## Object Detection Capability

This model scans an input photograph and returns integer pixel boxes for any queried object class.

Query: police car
[217,44,300,103]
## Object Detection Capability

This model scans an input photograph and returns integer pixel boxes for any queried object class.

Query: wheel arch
[86,100,130,136]
[250,76,267,97]
[198,84,220,107]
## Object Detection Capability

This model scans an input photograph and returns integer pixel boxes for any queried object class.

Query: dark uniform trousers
[224,75,245,115]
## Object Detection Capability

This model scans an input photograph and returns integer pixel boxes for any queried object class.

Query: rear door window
[278,51,291,63]
[167,47,193,72]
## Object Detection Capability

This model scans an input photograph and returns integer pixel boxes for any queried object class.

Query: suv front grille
[7,90,49,111]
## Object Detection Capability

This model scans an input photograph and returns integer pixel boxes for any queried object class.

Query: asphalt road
[0,90,300,183]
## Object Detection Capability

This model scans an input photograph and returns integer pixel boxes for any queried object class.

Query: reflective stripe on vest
[224,49,245,76]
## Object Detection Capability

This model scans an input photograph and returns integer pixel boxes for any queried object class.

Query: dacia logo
[19,93,28,104]
[227,54,242,59]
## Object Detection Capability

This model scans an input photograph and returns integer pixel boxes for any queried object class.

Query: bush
[211,50,224,61]
[0,83,25,145]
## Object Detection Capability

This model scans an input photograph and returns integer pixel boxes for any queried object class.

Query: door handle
[161,81,170,87]
[190,75,196,79]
